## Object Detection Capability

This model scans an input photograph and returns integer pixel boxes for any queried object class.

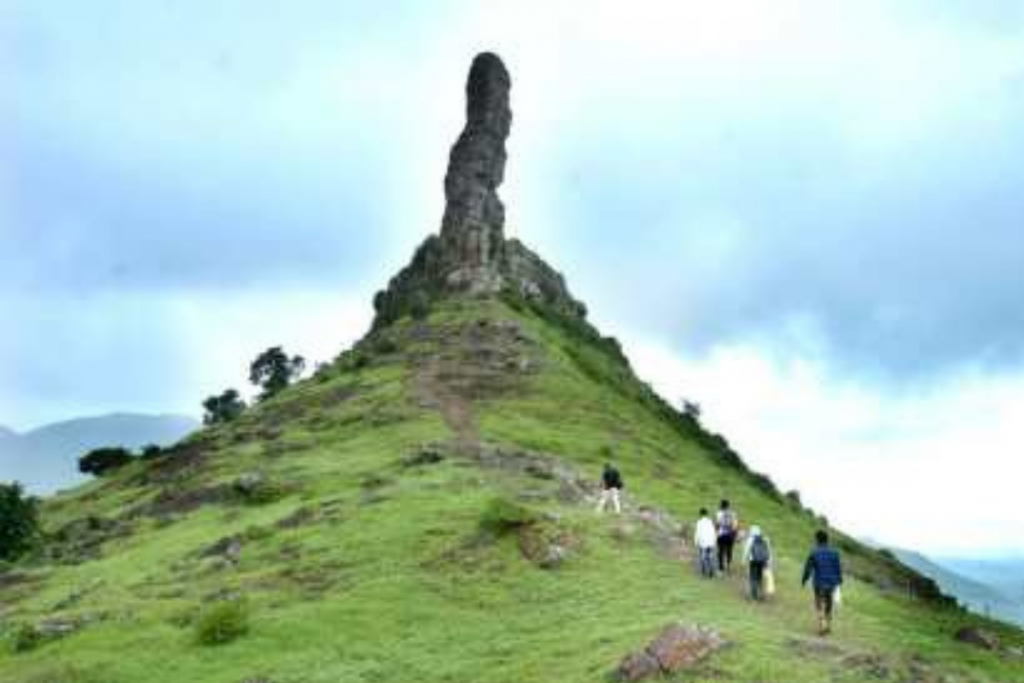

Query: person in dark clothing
[596,463,623,513]
[743,525,772,601]
[715,499,738,574]
[802,530,844,635]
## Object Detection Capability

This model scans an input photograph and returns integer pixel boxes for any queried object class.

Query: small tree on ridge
[202,388,246,425]
[249,346,305,400]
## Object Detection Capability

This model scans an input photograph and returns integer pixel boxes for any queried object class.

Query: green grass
[0,295,1021,682]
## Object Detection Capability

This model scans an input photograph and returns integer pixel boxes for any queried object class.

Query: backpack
[719,510,736,534]
[604,467,623,489]
[750,536,770,564]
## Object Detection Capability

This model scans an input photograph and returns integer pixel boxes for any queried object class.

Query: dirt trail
[414,355,479,448]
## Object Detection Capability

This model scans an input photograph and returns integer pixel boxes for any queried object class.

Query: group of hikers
[597,463,844,636]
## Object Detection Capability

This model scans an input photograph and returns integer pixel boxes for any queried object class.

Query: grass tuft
[195,599,250,646]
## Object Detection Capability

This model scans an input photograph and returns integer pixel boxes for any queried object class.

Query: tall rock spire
[438,52,512,291]
[372,52,586,329]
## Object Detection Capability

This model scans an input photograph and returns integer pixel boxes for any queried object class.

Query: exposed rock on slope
[373,52,585,328]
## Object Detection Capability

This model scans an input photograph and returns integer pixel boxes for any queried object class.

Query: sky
[3,0,1024,556]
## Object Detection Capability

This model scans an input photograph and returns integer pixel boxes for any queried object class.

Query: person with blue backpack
[802,529,844,635]
[743,525,773,601]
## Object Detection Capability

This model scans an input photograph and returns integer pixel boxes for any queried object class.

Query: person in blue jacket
[801,530,844,635]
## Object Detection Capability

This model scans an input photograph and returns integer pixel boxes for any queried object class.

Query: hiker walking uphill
[716,499,739,574]
[802,530,844,635]
[743,525,773,601]
[694,508,717,578]
[596,463,623,514]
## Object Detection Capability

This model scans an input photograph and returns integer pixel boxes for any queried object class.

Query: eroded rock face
[439,52,510,291]
[615,624,727,681]
[954,626,1000,651]
[372,52,586,328]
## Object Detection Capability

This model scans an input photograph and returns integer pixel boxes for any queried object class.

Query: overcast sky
[3,0,1024,555]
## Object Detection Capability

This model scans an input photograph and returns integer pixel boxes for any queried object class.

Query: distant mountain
[891,548,1024,628]
[940,557,1024,619]
[0,413,199,494]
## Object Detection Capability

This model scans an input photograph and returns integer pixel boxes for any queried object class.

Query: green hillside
[1,293,1022,683]
[3,51,1023,683]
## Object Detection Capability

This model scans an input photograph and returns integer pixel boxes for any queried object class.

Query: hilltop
[1,53,1022,683]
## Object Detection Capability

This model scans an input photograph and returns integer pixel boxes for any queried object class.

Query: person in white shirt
[693,508,717,578]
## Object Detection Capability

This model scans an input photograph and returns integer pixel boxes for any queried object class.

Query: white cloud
[0,288,372,430]
[626,333,1024,555]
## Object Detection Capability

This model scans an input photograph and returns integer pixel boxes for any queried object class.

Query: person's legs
[700,548,714,577]
[823,588,834,633]
[724,533,735,570]
[611,488,621,514]
[749,561,764,600]
[814,588,834,634]
[596,489,608,512]
[716,536,727,572]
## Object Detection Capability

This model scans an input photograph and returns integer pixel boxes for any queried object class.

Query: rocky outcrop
[954,626,1000,651]
[615,623,727,681]
[438,52,510,292]
[372,52,586,328]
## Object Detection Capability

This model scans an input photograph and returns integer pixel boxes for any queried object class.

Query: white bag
[833,586,843,607]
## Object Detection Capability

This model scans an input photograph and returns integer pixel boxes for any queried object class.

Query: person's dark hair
[815,530,829,545]
[699,507,708,516]
[720,499,730,509]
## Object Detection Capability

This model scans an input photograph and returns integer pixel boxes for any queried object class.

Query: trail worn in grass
[1,296,1021,683]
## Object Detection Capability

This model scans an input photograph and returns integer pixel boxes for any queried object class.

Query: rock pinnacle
[439,52,512,291]
[371,52,586,328]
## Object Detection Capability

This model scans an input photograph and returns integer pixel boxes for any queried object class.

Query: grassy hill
[1,292,1022,683]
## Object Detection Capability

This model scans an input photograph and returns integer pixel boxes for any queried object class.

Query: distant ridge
[0,412,198,494]
[890,547,1024,628]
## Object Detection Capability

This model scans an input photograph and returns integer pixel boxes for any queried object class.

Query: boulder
[954,626,1000,651]
[234,472,265,495]
[401,445,446,468]
[517,524,579,570]
[200,535,243,564]
[616,651,660,682]
[616,623,727,681]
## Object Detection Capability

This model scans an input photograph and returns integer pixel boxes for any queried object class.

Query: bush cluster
[479,497,537,535]
[194,600,249,646]
[10,624,42,653]
[0,483,39,561]
[78,447,135,477]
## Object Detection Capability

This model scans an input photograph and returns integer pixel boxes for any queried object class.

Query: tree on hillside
[202,388,247,425]
[0,482,39,561]
[681,400,702,422]
[78,446,135,477]
[249,346,305,400]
